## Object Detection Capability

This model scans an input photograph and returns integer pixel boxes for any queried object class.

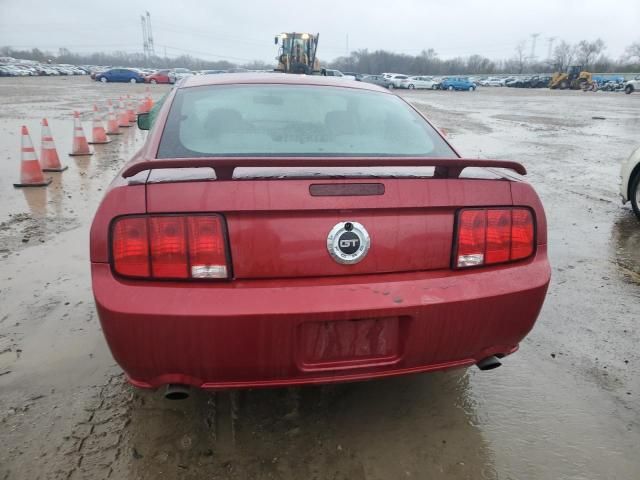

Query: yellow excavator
[549,65,593,90]
[274,32,320,74]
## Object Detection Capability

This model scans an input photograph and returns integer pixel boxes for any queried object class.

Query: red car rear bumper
[92,248,550,390]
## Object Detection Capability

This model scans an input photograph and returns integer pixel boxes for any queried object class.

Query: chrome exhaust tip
[476,355,502,371]
[164,384,191,400]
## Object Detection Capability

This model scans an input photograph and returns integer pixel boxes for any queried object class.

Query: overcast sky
[1,0,638,63]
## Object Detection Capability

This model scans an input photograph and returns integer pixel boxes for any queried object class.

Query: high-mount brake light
[111,215,229,280]
[454,208,534,268]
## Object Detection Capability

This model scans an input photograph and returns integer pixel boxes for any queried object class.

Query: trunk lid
[145,174,514,279]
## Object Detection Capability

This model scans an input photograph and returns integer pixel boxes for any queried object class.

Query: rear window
[157,84,456,158]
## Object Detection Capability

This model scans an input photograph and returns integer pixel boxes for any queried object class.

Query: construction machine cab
[275,32,320,74]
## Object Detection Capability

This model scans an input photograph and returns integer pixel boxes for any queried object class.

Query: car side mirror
[137,112,150,130]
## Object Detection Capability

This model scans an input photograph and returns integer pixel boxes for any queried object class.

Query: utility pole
[529,33,540,62]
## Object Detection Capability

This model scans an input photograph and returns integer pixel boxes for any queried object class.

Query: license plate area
[297,317,403,371]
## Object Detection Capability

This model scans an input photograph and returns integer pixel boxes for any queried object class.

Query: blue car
[95,68,144,83]
[441,77,476,91]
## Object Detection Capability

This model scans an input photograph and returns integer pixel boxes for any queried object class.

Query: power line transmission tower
[529,33,540,62]
[546,36,556,60]
[146,11,155,57]
[141,15,149,57]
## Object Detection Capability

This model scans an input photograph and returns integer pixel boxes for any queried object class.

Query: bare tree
[575,39,606,69]
[625,42,640,61]
[552,40,574,71]
[513,41,527,74]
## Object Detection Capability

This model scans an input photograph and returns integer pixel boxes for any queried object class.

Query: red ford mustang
[90,73,550,397]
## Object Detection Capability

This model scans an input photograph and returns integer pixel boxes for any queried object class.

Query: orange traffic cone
[14,126,51,187]
[117,98,131,128]
[105,101,121,136]
[40,119,67,172]
[69,111,93,156]
[136,95,146,115]
[126,95,136,123]
[88,105,111,144]
[144,87,154,112]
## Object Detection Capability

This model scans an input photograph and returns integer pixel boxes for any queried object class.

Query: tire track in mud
[62,373,133,480]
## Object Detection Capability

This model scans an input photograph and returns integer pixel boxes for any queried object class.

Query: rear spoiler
[121,157,526,180]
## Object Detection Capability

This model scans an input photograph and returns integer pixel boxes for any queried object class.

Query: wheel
[388,83,394,89]
[100,77,107,83]
[150,79,157,84]
[631,172,640,220]
[448,86,454,91]
[626,85,634,94]
[432,84,438,90]
[469,86,475,91]
[130,78,137,84]
[560,80,569,90]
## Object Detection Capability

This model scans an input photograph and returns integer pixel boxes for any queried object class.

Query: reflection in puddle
[21,187,47,217]
[124,371,495,479]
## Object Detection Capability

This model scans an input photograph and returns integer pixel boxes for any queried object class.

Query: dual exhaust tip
[162,356,502,399]
[164,384,191,400]
[476,355,502,371]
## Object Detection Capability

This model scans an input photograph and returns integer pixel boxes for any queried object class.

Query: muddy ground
[0,77,638,479]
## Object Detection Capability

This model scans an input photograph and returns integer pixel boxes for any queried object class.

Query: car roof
[180,72,390,92]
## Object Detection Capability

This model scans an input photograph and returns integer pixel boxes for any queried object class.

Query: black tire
[150,79,157,84]
[408,84,415,89]
[631,172,640,220]
[626,85,634,94]
[448,85,454,91]
[560,80,569,90]
[290,62,311,75]
[100,77,107,83]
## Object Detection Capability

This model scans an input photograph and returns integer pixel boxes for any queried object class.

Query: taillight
[454,208,535,268]
[111,214,229,280]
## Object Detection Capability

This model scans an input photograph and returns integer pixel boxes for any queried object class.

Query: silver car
[168,68,194,84]
[401,76,439,90]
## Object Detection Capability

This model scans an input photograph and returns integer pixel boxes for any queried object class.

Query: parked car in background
[625,75,640,94]
[342,71,359,80]
[168,68,194,84]
[321,68,345,77]
[91,73,550,394]
[401,76,439,90]
[145,69,171,84]
[480,77,503,87]
[620,146,640,219]
[385,74,409,88]
[95,68,145,83]
[441,77,476,91]
[360,74,392,89]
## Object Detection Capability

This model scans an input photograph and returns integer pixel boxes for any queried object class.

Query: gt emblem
[327,221,371,265]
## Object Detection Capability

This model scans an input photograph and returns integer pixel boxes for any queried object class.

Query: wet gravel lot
[0,77,638,479]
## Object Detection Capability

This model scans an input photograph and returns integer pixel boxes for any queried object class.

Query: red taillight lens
[112,217,150,277]
[510,209,535,260]
[111,214,229,280]
[149,217,188,278]
[455,208,535,268]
